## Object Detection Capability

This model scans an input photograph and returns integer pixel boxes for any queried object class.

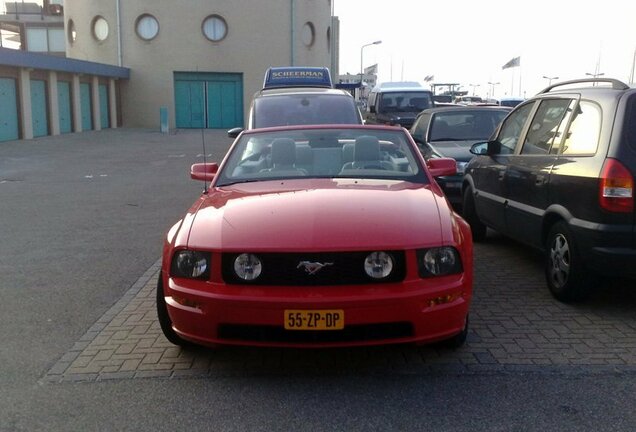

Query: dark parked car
[365,85,434,129]
[409,106,511,208]
[462,78,636,302]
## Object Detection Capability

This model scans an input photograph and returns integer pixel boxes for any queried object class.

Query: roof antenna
[201,127,209,194]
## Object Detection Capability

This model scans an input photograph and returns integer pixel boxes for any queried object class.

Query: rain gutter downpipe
[116,0,122,66]
[290,0,294,65]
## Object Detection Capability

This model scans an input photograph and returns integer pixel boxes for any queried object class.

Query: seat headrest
[354,135,380,162]
[271,138,296,166]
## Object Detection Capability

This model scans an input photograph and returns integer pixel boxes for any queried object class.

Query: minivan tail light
[599,158,634,213]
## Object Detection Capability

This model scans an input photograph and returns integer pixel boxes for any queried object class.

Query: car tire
[545,221,593,303]
[462,187,487,242]
[442,314,469,349]
[156,275,193,347]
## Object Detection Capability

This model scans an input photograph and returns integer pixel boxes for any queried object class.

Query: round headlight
[423,247,458,276]
[175,250,209,278]
[234,253,262,281]
[364,251,394,279]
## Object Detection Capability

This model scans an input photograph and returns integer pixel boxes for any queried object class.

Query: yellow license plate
[284,309,344,330]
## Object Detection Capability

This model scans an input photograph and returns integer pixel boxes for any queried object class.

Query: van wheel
[462,187,487,241]
[156,275,192,347]
[545,222,593,303]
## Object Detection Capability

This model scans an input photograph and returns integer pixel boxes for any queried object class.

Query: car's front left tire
[441,314,469,349]
[156,274,193,347]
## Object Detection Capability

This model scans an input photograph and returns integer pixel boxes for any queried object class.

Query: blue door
[0,78,19,142]
[57,81,72,134]
[206,80,242,128]
[31,80,49,137]
[99,84,109,128]
[174,72,242,129]
[80,83,93,130]
[175,80,205,128]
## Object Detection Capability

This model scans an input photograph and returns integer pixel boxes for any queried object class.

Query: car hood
[429,140,482,162]
[185,178,447,251]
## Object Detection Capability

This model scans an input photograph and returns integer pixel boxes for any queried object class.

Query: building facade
[64,0,335,129]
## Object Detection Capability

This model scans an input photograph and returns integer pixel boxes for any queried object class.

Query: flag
[502,56,521,70]
[364,63,378,75]
[424,75,434,82]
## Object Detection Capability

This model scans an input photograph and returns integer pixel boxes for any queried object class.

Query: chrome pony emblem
[297,261,334,275]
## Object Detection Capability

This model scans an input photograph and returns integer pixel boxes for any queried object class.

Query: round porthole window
[92,16,109,41]
[135,14,159,41]
[302,22,315,47]
[202,15,227,42]
[67,19,77,43]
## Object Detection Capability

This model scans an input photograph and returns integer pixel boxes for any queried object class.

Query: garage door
[31,80,49,138]
[0,78,19,142]
[57,81,72,134]
[80,83,92,130]
[174,72,243,129]
[99,84,109,128]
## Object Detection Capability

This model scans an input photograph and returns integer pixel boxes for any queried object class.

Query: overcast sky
[334,0,636,98]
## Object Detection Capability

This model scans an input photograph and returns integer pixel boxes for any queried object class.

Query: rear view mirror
[227,127,243,139]
[427,157,457,177]
[191,163,219,181]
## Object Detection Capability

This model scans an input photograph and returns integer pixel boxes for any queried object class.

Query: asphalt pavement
[1,128,635,431]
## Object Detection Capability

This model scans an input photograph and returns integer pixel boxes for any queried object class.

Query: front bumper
[163,274,471,348]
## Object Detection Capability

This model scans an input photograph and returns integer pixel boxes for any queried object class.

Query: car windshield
[379,92,433,113]
[215,127,427,186]
[429,110,509,141]
[253,94,360,127]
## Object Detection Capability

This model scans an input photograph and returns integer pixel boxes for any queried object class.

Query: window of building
[26,28,48,52]
[92,16,109,41]
[302,22,315,47]
[326,27,331,52]
[67,19,77,44]
[48,28,65,51]
[135,14,159,41]
[202,15,227,42]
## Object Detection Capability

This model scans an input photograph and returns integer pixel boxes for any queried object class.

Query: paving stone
[43,242,636,382]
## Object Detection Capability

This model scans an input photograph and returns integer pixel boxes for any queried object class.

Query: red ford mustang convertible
[158,124,473,348]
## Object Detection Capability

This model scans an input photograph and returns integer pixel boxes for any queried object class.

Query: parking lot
[14,129,631,383]
[42,229,636,383]
[2,128,636,431]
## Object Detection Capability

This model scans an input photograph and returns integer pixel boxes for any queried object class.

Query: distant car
[409,106,511,209]
[158,124,473,349]
[462,78,636,302]
[364,85,434,128]
[498,97,525,107]
[228,67,363,138]
[455,96,484,105]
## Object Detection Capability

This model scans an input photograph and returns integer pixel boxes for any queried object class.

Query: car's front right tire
[462,186,487,242]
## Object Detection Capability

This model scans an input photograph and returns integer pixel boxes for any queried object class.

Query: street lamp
[468,84,480,96]
[543,75,559,85]
[360,40,382,100]
[487,81,500,99]
[586,72,604,86]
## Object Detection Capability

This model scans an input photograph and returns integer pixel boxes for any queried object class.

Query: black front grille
[218,322,413,344]
[221,251,406,286]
